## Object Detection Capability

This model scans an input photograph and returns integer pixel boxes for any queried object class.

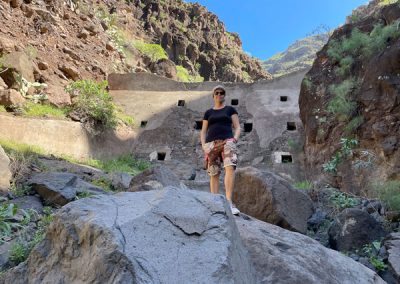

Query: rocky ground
[0,145,399,282]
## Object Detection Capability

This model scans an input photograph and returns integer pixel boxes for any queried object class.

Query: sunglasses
[214,91,225,95]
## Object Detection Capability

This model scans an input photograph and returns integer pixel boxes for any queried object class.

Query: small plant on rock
[374,180,400,211]
[330,192,359,210]
[323,138,358,174]
[0,203,18,243]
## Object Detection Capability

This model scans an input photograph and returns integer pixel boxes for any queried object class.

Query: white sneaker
[230,203,240,215]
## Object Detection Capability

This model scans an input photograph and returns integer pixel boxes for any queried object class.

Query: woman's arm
[200,119,209,148]
[231,114,241,141]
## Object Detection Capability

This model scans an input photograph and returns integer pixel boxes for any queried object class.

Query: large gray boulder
[328,208,386,251]
[28,172,107,206]
[384,232,400,282]
[0,145,11,192]
[128,165,182,192]
[235,214,385,284]
[233,167,314,233]
[1,188,256,283]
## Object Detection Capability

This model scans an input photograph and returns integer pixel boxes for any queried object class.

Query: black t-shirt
[203,106,238,143]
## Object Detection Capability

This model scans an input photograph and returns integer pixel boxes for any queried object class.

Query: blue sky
[185,0,368,60]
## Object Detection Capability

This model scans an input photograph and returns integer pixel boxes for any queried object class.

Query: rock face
[328,208,386,251]
[128,165,182,192]
[384,232,400,282]
[236,214,385,284]
[0,145,11,192]
[299,3,400,193]
[28,172,106,206]
[233,167,314,233]
[1,188,257,284]
[263,33,329,78]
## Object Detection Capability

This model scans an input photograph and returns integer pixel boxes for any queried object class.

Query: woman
[200,85,241,215]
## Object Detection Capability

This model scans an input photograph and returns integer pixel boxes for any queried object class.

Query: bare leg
[224,166,235,202]
[210,174,220,194]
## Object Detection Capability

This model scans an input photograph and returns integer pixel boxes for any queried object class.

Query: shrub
[0,106,6,112]
[330,192,359,209]
[375,180,400,211]
[176,66,204,82]
[65,80,117,134]
[132,40,168,62]
[9,241,28,264]
[323,138,358,173]
[0,203,18,243]
[344,115,364,133]
[328,79,359,120]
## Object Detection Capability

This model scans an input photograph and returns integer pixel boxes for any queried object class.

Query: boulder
[328,208,386,251]
[1,52,34,84]
[0,35,16,53]
[233,167,314,233]
[128,165,182,192]
[110,172,133,190]
[11,195,43,214]
[236,214,385,284]
[384,232,400,282]
[44,85,71,107]
[28,172,106,206]
[1,188,257,283]
[0,145,11,192]
[0,89,26,107]
[150,58,177,80]
[58,65,81,81]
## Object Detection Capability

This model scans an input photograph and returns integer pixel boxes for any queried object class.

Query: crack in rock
[111,198,127,253]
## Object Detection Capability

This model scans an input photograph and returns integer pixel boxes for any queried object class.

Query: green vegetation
[22,102,67,119]
[0,203,18,243]
[323,138,358,174]
[344,115,364,133]
[293,180,313,190]
[330,192,359,210]
[132,40,168,62]
[75,191,94,200]
[327,79,359,121]
[302,77,312,90]
[9,207,53,265]
[241,71,251,83]
[9,241,28,264]
[0,105,6,113]
[65,80,117,133]
[84,154,150,175]
[374,180,400,211]
[328,22,400,62]
[176,65,204,82]
[92,177,115,192]
[359,241,388,271]
[0,140,149,178]
[379,0,399,6]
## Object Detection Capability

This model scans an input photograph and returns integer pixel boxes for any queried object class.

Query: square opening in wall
[287,122,296,131]
[281,155,293,163]
[231,99,239,106]
[178,100,185,107]
[157,152,166,161]
[244,122,253,132]
[140,121,148,128]
[280,96,288,102]
[195,120,203,130]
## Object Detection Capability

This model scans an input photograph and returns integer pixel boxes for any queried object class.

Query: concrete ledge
[0,114,137,160]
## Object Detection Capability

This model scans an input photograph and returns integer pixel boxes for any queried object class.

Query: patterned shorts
[203,139,238,176]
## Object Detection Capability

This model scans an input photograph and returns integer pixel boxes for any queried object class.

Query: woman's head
[212,85,226,105]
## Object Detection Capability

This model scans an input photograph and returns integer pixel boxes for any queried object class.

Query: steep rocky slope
[299,2,400,194]
[263,33,329,77]
[0,0,270,104]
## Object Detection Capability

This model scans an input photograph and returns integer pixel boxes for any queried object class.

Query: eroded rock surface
[1,188,256,283]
